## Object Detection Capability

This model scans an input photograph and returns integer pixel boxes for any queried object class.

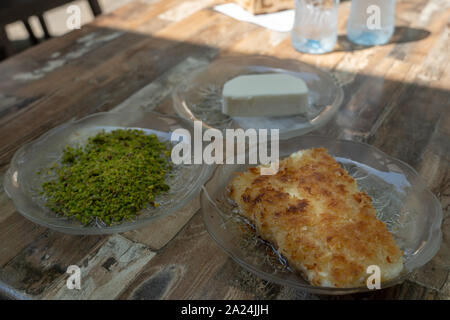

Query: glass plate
[172,56,344,139]
[201,135,442,295]
[3,112,214,235]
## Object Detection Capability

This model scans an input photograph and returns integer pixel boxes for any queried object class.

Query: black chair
[0,0,102,59]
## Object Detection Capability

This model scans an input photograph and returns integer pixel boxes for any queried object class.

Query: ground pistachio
[41,129,172,226]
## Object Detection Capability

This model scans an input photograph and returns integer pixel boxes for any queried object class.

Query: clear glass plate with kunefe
[201,135,442,295]
[3,112,213,235]
[172,55,344,140]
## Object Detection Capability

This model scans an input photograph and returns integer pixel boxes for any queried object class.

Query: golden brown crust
[228,148,403,288]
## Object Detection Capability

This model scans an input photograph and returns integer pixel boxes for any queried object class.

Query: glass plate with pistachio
[3,112,213,235]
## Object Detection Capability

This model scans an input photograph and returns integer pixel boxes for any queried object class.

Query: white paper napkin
[213,3,294,33]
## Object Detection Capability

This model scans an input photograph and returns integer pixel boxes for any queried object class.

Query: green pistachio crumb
[41,129,172,226]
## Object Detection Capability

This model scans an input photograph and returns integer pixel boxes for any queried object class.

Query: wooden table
[0,0,448,300]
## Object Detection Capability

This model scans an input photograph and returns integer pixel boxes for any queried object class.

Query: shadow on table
[335,26,431,52]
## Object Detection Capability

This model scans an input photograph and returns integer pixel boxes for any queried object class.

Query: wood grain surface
[0,0,448,300]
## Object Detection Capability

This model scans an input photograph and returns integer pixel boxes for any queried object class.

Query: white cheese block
[222,73,309,117]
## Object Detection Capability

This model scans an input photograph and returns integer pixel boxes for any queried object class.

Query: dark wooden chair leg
[0,26,14,59]
[88,0,102,16]
[38,14,51,39]
[22,19,39,44]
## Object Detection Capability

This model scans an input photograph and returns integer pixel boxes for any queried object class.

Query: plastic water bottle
[347,0,397,46]
[291,0,340,54]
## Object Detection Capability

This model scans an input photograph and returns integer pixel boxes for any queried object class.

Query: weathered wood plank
[112,56,211,113]
[0,214,47,268]
[0,231,106,297]
[122,197,200,251]
[118,212,258,299]
[0,173,48,269]
[42,235,156,299]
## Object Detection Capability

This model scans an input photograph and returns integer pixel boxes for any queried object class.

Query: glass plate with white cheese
[172,55,344,139]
